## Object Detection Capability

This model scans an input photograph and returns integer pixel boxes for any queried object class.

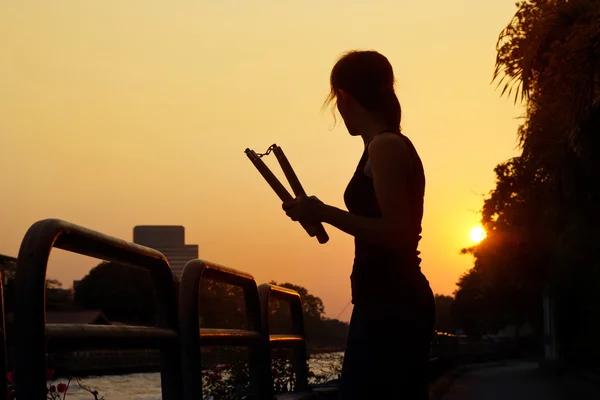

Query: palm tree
[493,0,600,192]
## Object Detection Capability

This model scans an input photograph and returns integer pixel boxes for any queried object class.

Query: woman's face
[336,91,361,136]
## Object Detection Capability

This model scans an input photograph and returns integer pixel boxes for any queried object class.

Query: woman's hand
[282,195,326,224]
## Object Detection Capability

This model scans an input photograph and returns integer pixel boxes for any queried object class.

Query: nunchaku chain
[255,144,276,158]
[245,143,330,244]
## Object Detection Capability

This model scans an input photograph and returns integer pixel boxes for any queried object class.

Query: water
[50,373,162,400]
[49,353,343,399]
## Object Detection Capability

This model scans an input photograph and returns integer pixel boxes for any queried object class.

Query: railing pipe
[179,259,272,400]
[259,283,309,393]
[14,219,182,400]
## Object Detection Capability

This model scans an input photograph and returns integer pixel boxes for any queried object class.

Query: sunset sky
[0,1,522,321]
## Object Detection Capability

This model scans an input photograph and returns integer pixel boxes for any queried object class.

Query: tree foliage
[74,262,159,325]
[0,258,72,312]
[433,294,458,334]
[494,0,600,193]
[454,158,546,337]
[454,0,600,365]
[267,281,347,349]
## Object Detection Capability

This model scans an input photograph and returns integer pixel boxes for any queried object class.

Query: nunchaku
[245,144,329,244]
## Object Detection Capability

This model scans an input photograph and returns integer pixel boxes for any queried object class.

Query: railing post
[259,283,309,393]
[179,259,272,400]
[0,271,7,400]
[178,261,203,400]
[14,223,52,398]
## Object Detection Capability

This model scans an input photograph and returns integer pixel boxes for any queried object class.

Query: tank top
[343,131,428,305]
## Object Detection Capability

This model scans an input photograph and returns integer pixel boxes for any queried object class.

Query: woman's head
[324,50,401,136]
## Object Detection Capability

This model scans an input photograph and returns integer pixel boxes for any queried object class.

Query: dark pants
[339,287,435,400]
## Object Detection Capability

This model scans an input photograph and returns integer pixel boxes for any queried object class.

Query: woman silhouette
[282,50,435,399]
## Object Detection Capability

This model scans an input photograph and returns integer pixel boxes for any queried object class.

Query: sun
[469,226,487,243]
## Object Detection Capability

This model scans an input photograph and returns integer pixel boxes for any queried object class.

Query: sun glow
[469,226,487,243]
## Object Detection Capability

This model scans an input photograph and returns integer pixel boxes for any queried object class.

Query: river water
[49,353,344,399]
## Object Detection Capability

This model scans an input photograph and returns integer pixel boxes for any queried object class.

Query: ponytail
[378,90,402,132]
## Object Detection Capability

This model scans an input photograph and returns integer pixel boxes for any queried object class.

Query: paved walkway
[441,360,600,400]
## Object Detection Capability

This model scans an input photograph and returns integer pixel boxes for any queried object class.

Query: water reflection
[50,352,343,400]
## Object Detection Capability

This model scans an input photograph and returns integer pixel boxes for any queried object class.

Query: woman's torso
[343,132,429,305]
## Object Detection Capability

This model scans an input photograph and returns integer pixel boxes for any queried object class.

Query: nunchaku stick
[244,144,329,244]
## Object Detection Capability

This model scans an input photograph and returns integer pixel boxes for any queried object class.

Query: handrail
[13,219,182,400]
[0,250,15,395]
[0,272,7,400]
[44,325,178,352]
[259,283,310,393]
[178,259,272,400]
[0,255,16,265]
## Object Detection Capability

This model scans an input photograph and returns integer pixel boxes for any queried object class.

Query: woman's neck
[360,122,395,146]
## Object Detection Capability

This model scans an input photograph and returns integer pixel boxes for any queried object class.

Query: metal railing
[178,259,271,399]
[5,218,480,400]
[13,219,182,400]
[259,283,309,393]
[0,271,7,400]
[0,255,16,400]
[10,219,321,400]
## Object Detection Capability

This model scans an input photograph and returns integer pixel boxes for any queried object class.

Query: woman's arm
[283,133,413,250]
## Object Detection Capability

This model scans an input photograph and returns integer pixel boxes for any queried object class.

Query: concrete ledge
[273,384,339,400]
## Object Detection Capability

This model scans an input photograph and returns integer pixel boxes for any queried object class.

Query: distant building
[133,225,198,279]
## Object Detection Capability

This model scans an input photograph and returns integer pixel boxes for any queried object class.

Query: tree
[494,0,600,363]
[494,0,600,215]
[433,294,457,334]
[494,1,600,154]
[267,282,348,349]
[198,279,246,330]
[0,257,73,311]
[454,158,547,338]
[46,279,76,309]
[456,0,600,364]
[73,262,158,325]
[269,282,325,320]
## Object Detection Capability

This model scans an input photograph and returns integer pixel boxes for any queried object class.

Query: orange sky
[0,1,522,321]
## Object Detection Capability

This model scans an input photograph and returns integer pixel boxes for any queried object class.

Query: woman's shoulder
[367,131,410,157]
[365,131,415,177]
